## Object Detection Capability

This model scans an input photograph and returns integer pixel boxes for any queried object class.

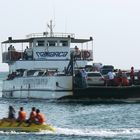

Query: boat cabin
[1,25,93,73]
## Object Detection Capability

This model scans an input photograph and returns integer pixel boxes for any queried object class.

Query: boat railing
[2,50,93,63]
[2,51,23,63]
[26,32,75,38]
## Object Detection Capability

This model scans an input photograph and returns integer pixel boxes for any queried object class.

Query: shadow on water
[0,97,140,105]
[57,99,140,106]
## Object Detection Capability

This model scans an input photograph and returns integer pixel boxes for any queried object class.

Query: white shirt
[81,70,87,78]
[26,47,33,56]
[107,71,115,80]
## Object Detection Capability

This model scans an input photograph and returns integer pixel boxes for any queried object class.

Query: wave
[54,127,140,137]
[0,127,140,137]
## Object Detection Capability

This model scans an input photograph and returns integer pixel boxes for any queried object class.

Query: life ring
[83,51,90,58]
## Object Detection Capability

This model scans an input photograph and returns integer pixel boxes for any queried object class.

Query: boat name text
[22,78,48,86]
[36,52,68,57]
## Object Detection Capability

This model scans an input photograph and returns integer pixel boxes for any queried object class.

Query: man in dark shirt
[8,106,16,119]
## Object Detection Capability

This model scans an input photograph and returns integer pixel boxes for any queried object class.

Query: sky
[0,0,140,71]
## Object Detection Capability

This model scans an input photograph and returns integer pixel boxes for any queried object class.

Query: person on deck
[81,69,87,88]
[23,46,28,60]
[130,66,135,85]
[17,107,26,122]
[137,70,140,84]
[117,69,122,86]
[26,46,33,60]
[35,109,46,124]
[73,46,81,58]
[107,71,116,86]
[74,70,82,88]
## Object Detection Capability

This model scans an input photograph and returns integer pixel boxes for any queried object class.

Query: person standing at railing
[8,45,13,60]
[130,66,135,85]
[8,45,17,60]
[73,46,81,59]
[81,69,87,88]
[137,70,140,84]
[107,71,116,86]
[24,46,28,60]
[117,69,123,86]
[25,46,33,60]
[11,46,15,51]
[8,45,13,51]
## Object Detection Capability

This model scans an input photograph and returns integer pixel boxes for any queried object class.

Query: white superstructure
[1,21,93,99]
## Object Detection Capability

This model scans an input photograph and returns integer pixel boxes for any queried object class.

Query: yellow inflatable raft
[0,120,55,132]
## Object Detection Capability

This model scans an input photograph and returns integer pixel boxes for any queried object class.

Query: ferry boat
[1,21,93,99]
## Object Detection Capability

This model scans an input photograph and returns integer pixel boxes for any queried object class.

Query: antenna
[47,20,55,37]
[52,0,56,26]
[65,18,67,33]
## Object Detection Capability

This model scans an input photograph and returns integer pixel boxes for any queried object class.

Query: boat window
[33,71,39,76]
[36,40,45,46]
[38,71,44,76]
[47,41,57,46]
[87,73,102,77]
[59,40,68,46]
[27,70,37,76]
[33,71,44,76]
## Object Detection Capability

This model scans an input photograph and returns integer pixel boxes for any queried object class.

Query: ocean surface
[0,72,140,140]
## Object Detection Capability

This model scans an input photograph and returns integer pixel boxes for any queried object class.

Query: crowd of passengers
[6,65,140,87]
[7,45,90,62]
[100,66,140,86]
[75,66,140,87]
[1,106,46,125]
[7,45,33,61]
[102,67,140,86]
[105,68,133,86]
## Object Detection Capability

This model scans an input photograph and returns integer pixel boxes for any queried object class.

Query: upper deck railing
[26,32,75,39]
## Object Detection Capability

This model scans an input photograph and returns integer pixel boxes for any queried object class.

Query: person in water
[17,107,26,122]
[35,109,46,124]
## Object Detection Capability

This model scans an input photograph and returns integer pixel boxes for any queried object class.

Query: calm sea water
[0,72,140,140]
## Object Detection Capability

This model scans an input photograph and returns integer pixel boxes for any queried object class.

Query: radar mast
[47,20,55,37]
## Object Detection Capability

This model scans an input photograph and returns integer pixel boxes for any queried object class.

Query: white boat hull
[2,76,73,99]
[2,90,73,99]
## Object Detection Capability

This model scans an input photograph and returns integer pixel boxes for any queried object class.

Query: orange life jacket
[18,111,26,121]
[36,113,46,124]
[30,111,36,121]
